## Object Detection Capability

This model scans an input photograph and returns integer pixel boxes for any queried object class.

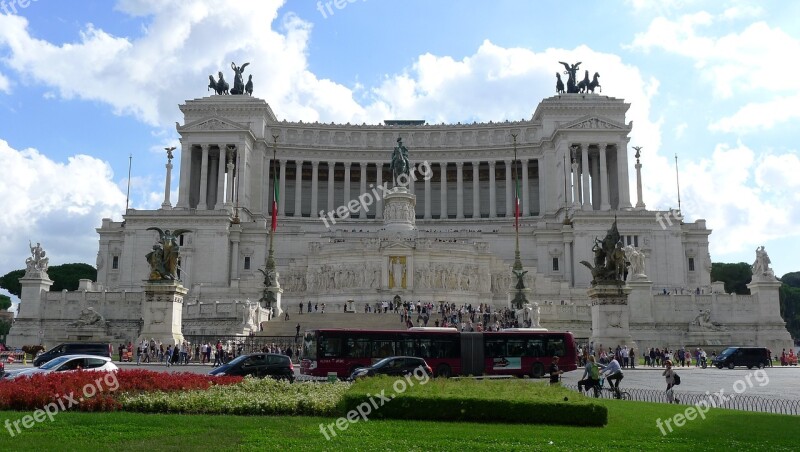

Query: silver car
[3,354,118,380]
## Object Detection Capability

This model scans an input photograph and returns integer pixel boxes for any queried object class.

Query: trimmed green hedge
[340,377,607,427]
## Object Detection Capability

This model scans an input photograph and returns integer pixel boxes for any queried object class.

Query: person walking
[663,360,678,403]
[165,345,173,368]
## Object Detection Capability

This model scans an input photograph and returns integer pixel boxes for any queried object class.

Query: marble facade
[7,92,793,353]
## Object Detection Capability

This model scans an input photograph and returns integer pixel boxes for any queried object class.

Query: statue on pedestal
[751,246,776,281]
[580,221,628,285]
[25,241,49,274]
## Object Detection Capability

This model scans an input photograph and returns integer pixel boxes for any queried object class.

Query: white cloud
[0,71,9,93]
[0,140,126,278]
[721,5,764,20]
[709,93,800,133]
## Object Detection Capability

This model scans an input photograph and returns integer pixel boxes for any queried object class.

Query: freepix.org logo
[319,161,432,228]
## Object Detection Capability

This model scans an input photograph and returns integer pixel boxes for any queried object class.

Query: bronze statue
[556,73,565,94]
[577,71,601,93]
[245,74,253,96]
[390,138,410,187]
[215,71,229,95]
[146,227,191,280]
[580,221,628,285]
[230,62,250,95]
[559,61,581,93]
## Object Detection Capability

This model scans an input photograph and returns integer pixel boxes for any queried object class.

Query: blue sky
[1,0,799,306]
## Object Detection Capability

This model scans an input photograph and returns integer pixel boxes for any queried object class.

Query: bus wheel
[436,364,452,378]
[531,363,545,378]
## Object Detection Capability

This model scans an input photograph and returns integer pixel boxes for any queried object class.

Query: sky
[1,0,799,308]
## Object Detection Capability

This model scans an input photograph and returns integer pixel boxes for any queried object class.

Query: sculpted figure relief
[751,246,776,281]
[69,307,105,328]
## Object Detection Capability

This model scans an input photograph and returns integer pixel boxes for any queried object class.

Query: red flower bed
[0,369,242,412]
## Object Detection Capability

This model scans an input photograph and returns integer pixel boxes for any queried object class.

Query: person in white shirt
[600,357,624,392]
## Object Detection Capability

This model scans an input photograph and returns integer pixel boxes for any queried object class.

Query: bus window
[345,338,370,358]
[321,336,342,358]
[302,333,317,360]
[433,338,458,358]
[526,339,545,357]
[397,338,415,356]
[546,337,566,357]
[485,338,504,358]
[418,339,432,358]
[372,340,395,358]
[506,339,525,357]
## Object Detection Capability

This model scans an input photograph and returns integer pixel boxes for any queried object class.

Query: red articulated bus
[300,327,577,378]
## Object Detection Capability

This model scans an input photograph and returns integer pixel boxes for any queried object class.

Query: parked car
[712,347,770,369]
[349,356,433,380]
[33,343,113,367]
[208,353,294,382]
[4,355,118,380]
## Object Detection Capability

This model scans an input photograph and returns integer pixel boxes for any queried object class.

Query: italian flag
[271,165,279,232]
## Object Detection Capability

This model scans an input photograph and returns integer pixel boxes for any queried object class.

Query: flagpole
[125,154,132,213]
[674,153,682,214]
[267,135,279,272]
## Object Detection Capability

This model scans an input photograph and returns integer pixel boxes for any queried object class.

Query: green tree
[710,262,752,295]
[0,270,25,297]
[779,273,800,340]
[0,264,97,298]
[0,294,11,311]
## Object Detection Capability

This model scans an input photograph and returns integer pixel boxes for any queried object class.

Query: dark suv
[209,353,294,382]
[33,343,113,367]
[350,356,433,380]
[712,347,770,369]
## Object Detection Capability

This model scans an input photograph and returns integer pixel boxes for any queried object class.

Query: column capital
[472,161,480,167]
[311,161,319,168]
[489,160,496,168]
[279,159,287,167]
[200,143,210,150]
[504,159,512,165]
[456,161,464,168]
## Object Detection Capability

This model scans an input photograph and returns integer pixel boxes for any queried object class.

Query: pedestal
[142,280,187,346]
[6,272,53,347]
[264,286,284,319]
[383,187,416,232]
[747,279,793,352]
[589,284,635,351]
[626,279,653,323]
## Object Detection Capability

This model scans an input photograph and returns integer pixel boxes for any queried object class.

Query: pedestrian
[165,345,172,367]
[295,323,301,340]
[663,360,678,403]
[299,302,303,315]
[549,356,563,385]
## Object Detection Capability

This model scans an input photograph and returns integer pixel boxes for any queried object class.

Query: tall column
[564,239,573,287]
[571,156,580,207]
[472,161,480,218]
[590,153,600,210]
[294,160,303,217]
[230,226,241,281]
[599,144,611,211]
[176,143,191,209]
[359,162,367,218]
[226,152,235,205]
[489,161,497,218]
[424,166,432,219]
[505,160,513,217]
[327,163,335,214]
[581,144,591,210]
[235,146,243,207]
[456,162,464,219]
[440,163,448,219]
[617,143,633,208]
[344,163,351,210]
[537,158,545,215]
[376,164,384,219]
[635,151,646,210]
[215,148,226,210]
[521,159,530,217]
[161,152,174,210]
[197,144,209,210]
[311,161,319,217]
[278,159,287,216]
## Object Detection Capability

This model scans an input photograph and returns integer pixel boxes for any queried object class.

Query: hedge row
[339,377,607,427]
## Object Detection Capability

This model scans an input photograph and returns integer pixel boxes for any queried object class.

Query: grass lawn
[1,397,798,451]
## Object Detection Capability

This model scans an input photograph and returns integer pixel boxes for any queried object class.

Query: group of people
[643,347,708,368]
[124,340,196,366]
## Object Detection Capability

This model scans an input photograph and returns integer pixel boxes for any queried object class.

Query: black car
[350,356,433,380]
[712,347,770,369]
[33,343,113,367]
[209,353,294,382]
